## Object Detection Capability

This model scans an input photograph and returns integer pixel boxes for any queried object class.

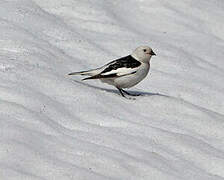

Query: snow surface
[1,0,224,179]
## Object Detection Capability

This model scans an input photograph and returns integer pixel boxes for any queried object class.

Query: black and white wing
[83,55,141,80]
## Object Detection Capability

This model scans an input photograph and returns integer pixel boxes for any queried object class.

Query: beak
[150,50,156,56]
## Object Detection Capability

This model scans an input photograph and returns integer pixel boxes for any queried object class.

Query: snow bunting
[68,46,156,97]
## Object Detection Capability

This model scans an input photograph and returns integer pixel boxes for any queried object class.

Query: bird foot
[117,88,141,98]
[122,89,141,96]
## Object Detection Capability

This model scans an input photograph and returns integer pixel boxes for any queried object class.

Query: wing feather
[82,55,140,80]
[82,70,137,81]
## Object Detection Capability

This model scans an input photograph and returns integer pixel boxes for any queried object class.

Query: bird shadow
[72,79,169,98]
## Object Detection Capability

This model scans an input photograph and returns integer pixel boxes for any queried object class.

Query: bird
[68,46,156,98]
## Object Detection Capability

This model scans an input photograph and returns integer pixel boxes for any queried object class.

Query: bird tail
[68,68,102,76]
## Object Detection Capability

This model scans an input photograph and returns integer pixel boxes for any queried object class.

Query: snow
[0,0,224,179]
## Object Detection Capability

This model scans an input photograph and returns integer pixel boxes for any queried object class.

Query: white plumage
[68,46,156,97]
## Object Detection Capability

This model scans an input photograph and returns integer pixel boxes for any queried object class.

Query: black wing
[82,55,140,80]
[101,55,141,74]
[82,71,137,80]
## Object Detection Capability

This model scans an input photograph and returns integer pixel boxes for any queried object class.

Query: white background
[0,0,224,179]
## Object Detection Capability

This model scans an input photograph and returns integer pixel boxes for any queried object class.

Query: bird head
[131,46,156,63]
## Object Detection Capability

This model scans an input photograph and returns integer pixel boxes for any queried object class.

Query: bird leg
[121,89,141,96]
[117,88,126,97]
[117,88,140,97]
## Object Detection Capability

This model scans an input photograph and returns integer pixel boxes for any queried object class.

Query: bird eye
[143,49,146,52]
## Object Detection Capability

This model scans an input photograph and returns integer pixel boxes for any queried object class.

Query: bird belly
[115,71,148,88]
[100,78,116,86]
[101,63,150,89]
